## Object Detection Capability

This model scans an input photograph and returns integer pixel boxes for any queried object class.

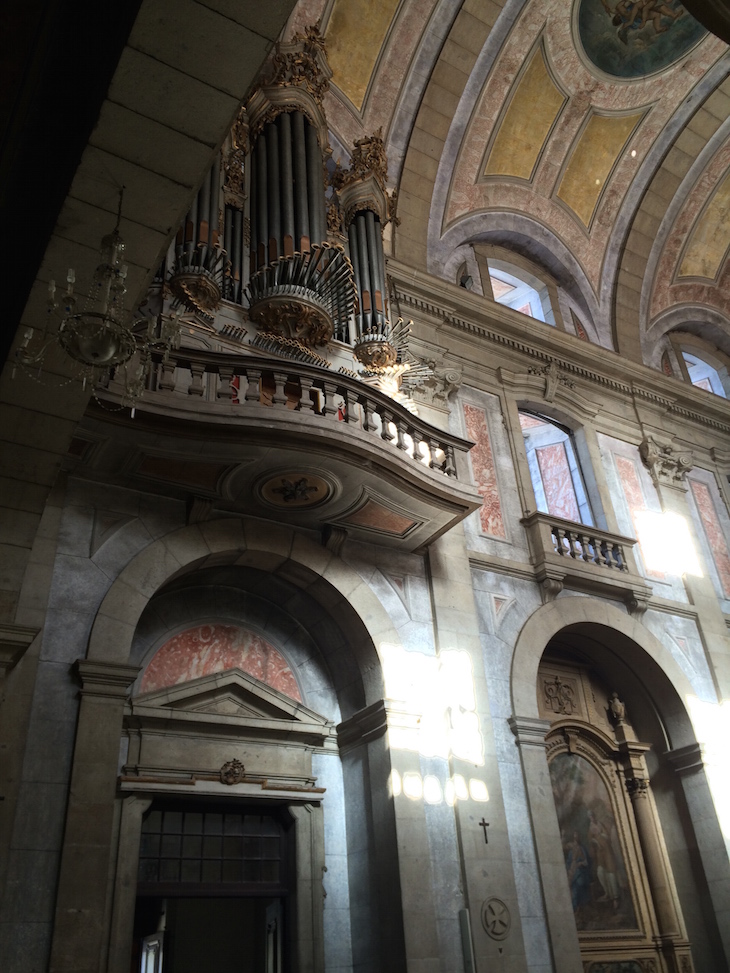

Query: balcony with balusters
[520,511,652,610]
[75,347,481,553]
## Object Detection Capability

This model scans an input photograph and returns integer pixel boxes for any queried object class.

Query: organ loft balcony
[68,347,481,553]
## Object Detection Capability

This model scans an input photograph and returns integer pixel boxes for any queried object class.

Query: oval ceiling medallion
[258,470,333,508]
[575,0,706,80]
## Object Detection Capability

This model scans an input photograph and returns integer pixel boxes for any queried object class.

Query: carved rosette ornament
[220,758,245,785]
[639,435,693,488]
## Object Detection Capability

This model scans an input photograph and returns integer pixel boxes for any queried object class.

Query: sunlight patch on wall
[685,696,730,840]
[557,111,642,227]
[326,0,399,111]
[391,769,489,806]
[678,170,730,280]
[381,644,484,764]
[634,510,702,577]
[485,46,565,181]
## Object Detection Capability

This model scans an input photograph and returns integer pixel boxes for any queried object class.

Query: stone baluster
[158,360,176,392]
[188,362,205,396]
[298,375,316,413]
[217,365,235,399]
[272,371,288,406]
[244,368,261,403]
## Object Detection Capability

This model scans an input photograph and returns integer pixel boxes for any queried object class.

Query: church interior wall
[3,3,730,971]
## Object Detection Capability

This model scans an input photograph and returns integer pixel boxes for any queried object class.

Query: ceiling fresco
[289,0,730,365]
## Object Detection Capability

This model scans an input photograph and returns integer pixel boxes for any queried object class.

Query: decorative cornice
[75,659,141,699]
[0,623,38,676]
[508,716,552,748]
[664,742,706,777]
[389,268,730,437]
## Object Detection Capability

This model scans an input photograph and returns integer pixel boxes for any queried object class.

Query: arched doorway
[510,602,729,973]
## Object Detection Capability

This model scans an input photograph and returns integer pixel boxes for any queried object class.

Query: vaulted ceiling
[306,0,730,364]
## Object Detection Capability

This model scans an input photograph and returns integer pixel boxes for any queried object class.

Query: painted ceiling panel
[484,46,565,181]
[557,111,642,227]
[326,0,400,111]
[679,169,730,280]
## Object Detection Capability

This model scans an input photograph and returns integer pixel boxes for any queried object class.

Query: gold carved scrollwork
[250,299,333,348]
[267,23,330,106]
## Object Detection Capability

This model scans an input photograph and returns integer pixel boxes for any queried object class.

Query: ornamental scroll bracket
[639,435,693,489]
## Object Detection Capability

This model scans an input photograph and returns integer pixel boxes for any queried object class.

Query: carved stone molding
[410,359,462,407]
[528,360,576,401]
[0,622,38,677]
[508,716,552,749]
[639,435,693,489]
[337,700,389,752]
[75,659,141,699]
[664,742,705,777]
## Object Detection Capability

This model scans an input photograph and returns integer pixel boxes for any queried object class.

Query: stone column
[49,659,139,973]
[666,743,730,967]
[428,525,528,973]
[509,716,583,973]
[107,795,152,973]
[288,803,326,973]
[625,776,680,937]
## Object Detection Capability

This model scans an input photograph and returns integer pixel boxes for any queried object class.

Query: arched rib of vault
[396,0,522,270]
[640,120,730,343]
[436,211,602,339]
[643,304,730,369]
[510,597,698,749]
[611,59,730,364]
[87,519,398,712]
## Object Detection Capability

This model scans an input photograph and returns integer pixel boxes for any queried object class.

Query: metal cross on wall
[479,818,490,844]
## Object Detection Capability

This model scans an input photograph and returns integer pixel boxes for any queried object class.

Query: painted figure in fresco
[588,810,620,908]
[564,831,591,912]
[599,0,684,43]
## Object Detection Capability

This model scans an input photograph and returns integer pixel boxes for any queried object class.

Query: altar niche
[539,655,696,973]
[132,802,292,973]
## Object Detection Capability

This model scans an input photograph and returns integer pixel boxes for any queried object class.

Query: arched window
[488,258,556,325]
[519,411,593,525]
[681,351,728,398]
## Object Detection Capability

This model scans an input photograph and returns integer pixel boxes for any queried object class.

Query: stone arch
[510,596,697,748]
[88,518,399,712]
[433,213,604,344]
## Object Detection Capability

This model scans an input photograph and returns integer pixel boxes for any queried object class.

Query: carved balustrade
[521,511,652,608]
[103,348,471,481]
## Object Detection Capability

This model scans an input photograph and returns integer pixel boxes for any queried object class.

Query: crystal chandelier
[15,187,180,412]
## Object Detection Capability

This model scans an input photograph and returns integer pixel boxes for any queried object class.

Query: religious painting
[576,0,707,80]
[549,752,638,931]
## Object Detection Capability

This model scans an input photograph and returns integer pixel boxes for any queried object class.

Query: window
[488,259,556,324]
[681,351,727,398]
[519,411,593,525]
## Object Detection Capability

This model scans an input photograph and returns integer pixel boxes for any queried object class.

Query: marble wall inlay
[614,453,664,579]
[463,403,506,539]
[689,478,730,598]
[536,442,580,522]
[141,624,302,701]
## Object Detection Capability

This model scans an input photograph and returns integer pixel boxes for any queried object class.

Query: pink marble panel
[536,442,580,522]
[689,479,730,598]
[614,454,664,579]
[141,624,302,701]
[463,404,506,538]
